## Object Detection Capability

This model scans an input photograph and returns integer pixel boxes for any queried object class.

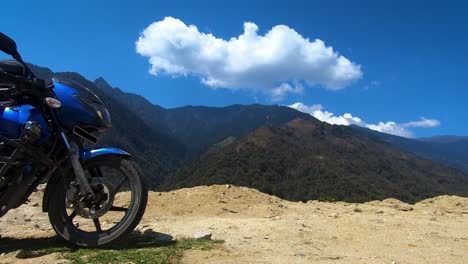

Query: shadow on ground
[0,230,175,256]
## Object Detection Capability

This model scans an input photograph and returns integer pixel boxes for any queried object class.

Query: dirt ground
[0,185,467,263]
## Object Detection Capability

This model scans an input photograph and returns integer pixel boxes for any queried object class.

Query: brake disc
[72,177,115,219]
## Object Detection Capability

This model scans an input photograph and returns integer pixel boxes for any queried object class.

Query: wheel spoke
[93,218,102,232]
[110,206,129,212]
[89,167,103,178]
[113,176,127,193]
[69,210,77,220]
[96,167,104,177]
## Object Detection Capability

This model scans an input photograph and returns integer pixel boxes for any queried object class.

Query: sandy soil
[1,185,467,263]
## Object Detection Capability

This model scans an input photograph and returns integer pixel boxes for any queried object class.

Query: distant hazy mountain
[167,119,468,203]
[418,135,468,143]
[351,126,468,173]
[93,77,171,137]
[94,76,314,160]
[162,104,317,159]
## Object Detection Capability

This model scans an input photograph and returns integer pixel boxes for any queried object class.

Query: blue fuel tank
[0,104,49,143]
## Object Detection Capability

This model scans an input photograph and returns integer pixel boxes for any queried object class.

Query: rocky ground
[0,185,467,263]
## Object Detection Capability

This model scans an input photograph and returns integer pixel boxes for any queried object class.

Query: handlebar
[0,70,18,83]
[0,70,49,98]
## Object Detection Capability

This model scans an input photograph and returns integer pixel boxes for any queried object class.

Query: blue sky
[1,0,467,137]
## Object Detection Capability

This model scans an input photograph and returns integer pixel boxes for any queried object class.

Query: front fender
[80,147,131,161]
[42,147,131,212]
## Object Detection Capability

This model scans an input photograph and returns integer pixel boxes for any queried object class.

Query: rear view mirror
[0,32,36,78]
[0,32,22,62]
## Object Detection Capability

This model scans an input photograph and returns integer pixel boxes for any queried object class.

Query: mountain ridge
[351,125,468,172]
[168,118,468,203]
[92,75,468,173]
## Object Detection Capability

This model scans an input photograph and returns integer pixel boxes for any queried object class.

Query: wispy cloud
[136,17,362,100]
[363,80,381,91]
[288,102,440,138]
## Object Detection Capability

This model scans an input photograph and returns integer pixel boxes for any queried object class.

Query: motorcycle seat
[0,60,25,76]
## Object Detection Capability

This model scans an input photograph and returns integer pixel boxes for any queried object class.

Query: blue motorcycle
[0,32,148,247]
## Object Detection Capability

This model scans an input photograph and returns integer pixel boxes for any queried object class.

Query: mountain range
[29,64,468,202]
[352,126,468,173]
[168,118,468,203]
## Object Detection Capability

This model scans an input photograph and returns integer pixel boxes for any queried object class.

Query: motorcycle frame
[0,101,62,214]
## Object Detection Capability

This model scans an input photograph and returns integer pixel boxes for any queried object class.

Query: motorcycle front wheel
[48,155,148,247]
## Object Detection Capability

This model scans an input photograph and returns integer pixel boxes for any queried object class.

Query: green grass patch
[318,196,337,202]
[0,235,223,264]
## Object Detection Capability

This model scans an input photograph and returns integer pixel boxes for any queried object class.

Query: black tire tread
[47,156,148,247]
[118,159,148,238]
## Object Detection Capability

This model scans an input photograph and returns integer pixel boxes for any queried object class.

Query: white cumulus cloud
[136,17,362,100]
[288,102,440,138]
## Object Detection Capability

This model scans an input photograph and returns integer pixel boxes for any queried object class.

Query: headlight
[91,103,112,128]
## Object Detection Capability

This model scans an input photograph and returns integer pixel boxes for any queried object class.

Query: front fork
[60,132,95,200]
